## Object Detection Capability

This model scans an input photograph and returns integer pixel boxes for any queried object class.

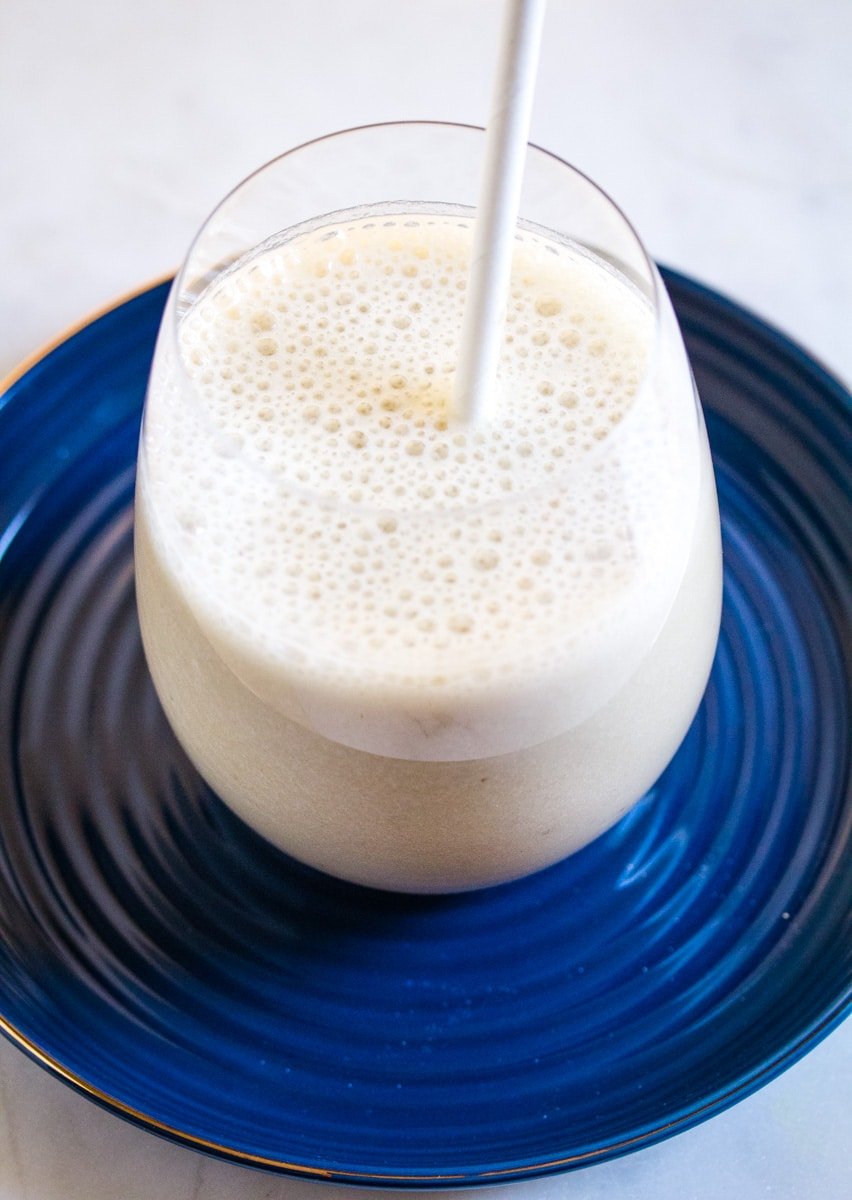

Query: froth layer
[139,212,696,757]
[181,217,648,504]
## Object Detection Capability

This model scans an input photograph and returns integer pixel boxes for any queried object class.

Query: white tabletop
[0,2,849,1197]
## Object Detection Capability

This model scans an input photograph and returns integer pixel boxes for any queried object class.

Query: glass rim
[174,118,662,312]
[157,120,689,518]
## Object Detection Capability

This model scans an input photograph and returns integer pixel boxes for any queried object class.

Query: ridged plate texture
[0,272,849,1187]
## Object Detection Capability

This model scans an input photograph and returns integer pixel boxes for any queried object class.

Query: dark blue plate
[0,273,849,1188]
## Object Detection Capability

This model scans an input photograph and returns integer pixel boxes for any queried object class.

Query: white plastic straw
[453,0,548,423]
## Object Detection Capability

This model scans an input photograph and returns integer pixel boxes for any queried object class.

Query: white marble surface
[0,1,849,1197]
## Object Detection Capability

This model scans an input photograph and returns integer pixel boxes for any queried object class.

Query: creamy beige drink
[136,210,721,891]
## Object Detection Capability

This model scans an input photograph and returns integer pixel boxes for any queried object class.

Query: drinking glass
[135,122,722,892]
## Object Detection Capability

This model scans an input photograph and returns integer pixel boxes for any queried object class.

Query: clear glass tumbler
[135,122,722,892]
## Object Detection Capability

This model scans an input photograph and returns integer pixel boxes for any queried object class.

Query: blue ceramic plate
[0,273,849,1188]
